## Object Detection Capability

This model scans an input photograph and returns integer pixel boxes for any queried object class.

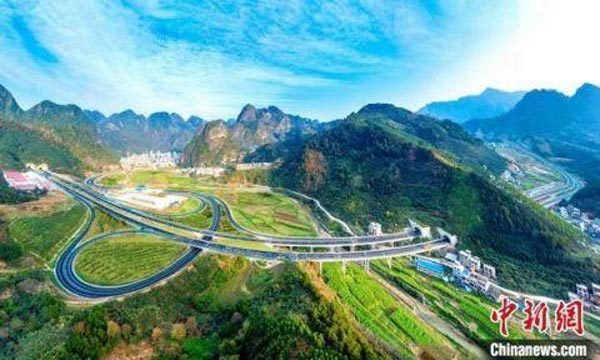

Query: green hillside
[21,101,116,168]
[260,105,596,297]
[0,118,83,174]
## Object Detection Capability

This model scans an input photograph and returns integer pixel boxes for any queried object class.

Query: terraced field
[9,200,87,262]
[74,233,187,286]
[322,263,462,359]
[372,258,537,343]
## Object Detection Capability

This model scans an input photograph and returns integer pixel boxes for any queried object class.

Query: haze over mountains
[464,83,600,182]
[419,88,526,123]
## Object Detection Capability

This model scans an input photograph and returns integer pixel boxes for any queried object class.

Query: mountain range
[419,88,526,123]
[247,103,596,297]
[464,83,600,182]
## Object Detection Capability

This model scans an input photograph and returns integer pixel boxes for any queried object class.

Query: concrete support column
[342,261,346,274]
[364,260,370,272]
[387,258,392,269]
[318,261,322,274]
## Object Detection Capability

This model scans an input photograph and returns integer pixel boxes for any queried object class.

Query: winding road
[44,170,454,299]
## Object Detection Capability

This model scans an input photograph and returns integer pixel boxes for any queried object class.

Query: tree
[107,320,121,338]
[151,327,163,344]
[171,323,187,341]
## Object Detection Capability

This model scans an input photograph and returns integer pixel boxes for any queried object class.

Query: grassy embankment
[322,262,467,359]
[74,233,187,285]
[8,199,87,264]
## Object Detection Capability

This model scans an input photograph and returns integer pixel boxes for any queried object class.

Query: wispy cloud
[0,0,523,119]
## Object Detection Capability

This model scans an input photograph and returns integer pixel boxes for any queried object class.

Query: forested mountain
[464,83,600,185]
[419,88,525,123]
[95,110,202,154]
[0,118,83,174]
[0,85,108,172]
[182,104,320,166]
[250,104,596,297]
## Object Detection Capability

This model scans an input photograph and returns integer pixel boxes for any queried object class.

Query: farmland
[74,233,188,285]
[372,258,537,344]
[322,262,464,359]
[8,200,87,263]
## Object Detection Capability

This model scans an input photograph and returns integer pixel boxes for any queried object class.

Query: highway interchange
[42,171,455,299]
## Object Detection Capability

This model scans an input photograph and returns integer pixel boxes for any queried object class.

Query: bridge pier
[387,258,392,269]
[318,261,322,274]
[364,260,370,272]
[342,261,346,274]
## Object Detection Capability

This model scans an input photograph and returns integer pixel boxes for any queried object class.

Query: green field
[174,206,213,229]
[216,191,317,236]
[322,263,462,359]
[373,258,537,344]
[9,200,87,263]
[74,233,187,285]
[85,209,131,239]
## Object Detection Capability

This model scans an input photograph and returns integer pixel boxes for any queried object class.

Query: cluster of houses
[177,166,227,177]
[568,283,600,314]
[2,166,54,192]
[412,249,502,301]
[235,162,273,171]
[556,204,600,240]
[119,151,180,170]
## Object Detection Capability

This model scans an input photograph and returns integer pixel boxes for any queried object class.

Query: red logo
[491,297,518,337]
[491,298,585,337]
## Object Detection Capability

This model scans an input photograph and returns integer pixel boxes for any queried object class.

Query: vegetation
[85,209,130,239]
[74,234,187,285]
[9,200,87,263]
[261,110,597,297]
[0,118,83,175]
[215,191,317,236]
[0,176,45,205]
[373,259,534,345]
[322,262,464,359]
[569,181,600,215]
[1,256,393,359]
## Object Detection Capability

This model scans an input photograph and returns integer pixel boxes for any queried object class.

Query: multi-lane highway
[44,170,455,299]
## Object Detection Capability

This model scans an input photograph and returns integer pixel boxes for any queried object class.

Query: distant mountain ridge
[464,83,600,182]
[181,104,321,166]
[94,109,202,154]
[419,88,526,123]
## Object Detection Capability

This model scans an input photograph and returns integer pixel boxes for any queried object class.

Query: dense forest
[569,181,600,215]
[255,108,597,297]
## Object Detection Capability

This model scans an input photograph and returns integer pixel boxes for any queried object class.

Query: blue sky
[1,0,599,120]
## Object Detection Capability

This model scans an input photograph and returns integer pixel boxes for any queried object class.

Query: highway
[44,170,454,299]
[513,144,585,208]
